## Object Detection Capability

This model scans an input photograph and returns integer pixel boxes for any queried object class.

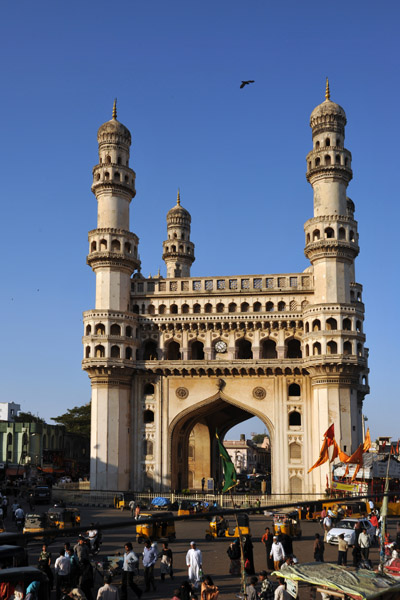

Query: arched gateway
[83,87,369,496]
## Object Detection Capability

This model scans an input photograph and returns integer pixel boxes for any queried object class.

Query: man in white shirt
[274,578,291,600]
[323,515,332,541]
[186,542,202,590]
[97,575,119,600]
[54,549,71,600]
[269,536,285,571]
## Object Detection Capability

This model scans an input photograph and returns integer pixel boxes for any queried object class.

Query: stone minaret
[303,81,368,492]
[162,190,195,277]
[83,101,140,490]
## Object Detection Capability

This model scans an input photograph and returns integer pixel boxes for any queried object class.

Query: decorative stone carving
[176,387,189,399]
[253,386,266,399]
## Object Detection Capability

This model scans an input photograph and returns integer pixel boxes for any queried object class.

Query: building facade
[0,403,20,422]
[224,436,270,475]
[83,85,369,495]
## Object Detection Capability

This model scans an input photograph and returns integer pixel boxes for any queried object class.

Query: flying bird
[240,80,255,89]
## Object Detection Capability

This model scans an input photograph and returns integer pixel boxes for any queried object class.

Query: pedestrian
[313,533,324,562]
[25,581,40,600]
[38,544,54,589]
[359,528,370,560]
[97,575,119,600]
[227,539,241,575]
[200,575,219,600]
[74,537,90,565]
[121,543,142,600]
[279,533,293,558]
[246,576,258,600]
[142,540,157,592]
[258,570,274,600]
[79,558,94,600]
[274,578,291,600]
[243,535,255,575]
[269,536,285,571]
[186,542,202,590]
[261,527,274,571]
[323,514,332,541]
[280,557,293,572]
[201,478,205,492]
[160,542,173,580]
[337,534,348,566]
[370,512,379,540]
[55,549,71,600]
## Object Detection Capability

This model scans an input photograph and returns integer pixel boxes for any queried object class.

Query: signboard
[373,460,400,478]
[286,579,298,599]
[207,478,214,491]
[331,481,357,492]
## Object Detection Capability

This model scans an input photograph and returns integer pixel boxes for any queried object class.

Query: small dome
[310,79,346,126]
[167,190,191,221]
[97,101,131,144]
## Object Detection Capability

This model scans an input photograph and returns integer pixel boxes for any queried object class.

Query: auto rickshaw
[47,507,80,529]
[0,545,28,568]
[331,501,369,519]
[273,511,302,538]
[113,492,136,511]
[205,513,250,540]
[178,500,208,516]
[136,512,176,543]
[23,513,47,538]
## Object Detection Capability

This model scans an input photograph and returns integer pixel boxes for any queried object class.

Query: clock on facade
[215,340,227,353]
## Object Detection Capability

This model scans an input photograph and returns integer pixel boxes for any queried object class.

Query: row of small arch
[99,155,128,166]
[307,227,356,243]
[308,154,349,169]
[305,340,363,356]
[314,137,341,149]
[94,170,134,184]
[5,432,61,449]
[90,239,137,255]
[133,300,306,315]
[164,244,193,255]
[305,317,362,333]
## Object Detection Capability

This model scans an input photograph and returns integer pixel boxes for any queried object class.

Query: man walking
[269,536,285,571]
[359,528,370,561]
[97,575,119,600]
[261,528,274,571]
[142,540,157,592]
[121,543,142,600]
[186,541,202,589]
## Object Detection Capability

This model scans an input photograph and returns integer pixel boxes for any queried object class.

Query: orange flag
[324,424,335,446]
[308,437,330,473]
[330,439,340,462]
[344,443,364,465]
[344,464,350,477]
[339,448,350,462]
[351,464,361,481]
[363,428,371,452]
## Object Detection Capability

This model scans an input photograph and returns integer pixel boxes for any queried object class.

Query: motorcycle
[85,530,102,555]
[16,516,25,531]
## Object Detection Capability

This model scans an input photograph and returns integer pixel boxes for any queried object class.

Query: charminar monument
[83,81,369,495]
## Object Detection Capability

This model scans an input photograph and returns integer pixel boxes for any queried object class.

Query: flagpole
[379,449,391,568]
[229,489,247,599]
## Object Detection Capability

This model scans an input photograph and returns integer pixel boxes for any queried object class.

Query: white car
[326,518,375,546]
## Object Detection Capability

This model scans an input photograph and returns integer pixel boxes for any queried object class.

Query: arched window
[325,155,331,165]
[142,340,158,360]
[312,319,321,331]
[316,141,320,149]
[100,239,107,251]
[342,318,352,331]
[289,411,301,427]
[350,230,355,242]
[253,302,261,312]
[114,172,120,181]
[236,338,253,359]
[125,347,132,359]
[171,245,176,252]
[96,323,105,335]
[110,324,121,336]
[193,303,201,313]
[336,155,341,165]
[241,302,249,312]
[143,439,153,456]
[106,155,111,164]
[95,345,105,357]
[290,476,303,495]
[261,339,277,359]
[286,339,302,358]
[327,341,337,354]
[325,138,330,147]
[313,229,320,241]
[191,340,204,360]
[147,304,155,315]
[132,304,140,314]
[315,157,320,167]
[143,410,154,424]
[144,383,155,395]
[305,322,309,333]
[343,341,352,355]
[216,303,224,313]
[288,383,301,396]
[91,241,97,252]
[313,342,321,355]
[165,340,181,360]
[356,320,362,333]
[204,303,212,313]
[111,239,121,252]
[158,304,166,315]
[170,304,178,314]
[339,227,346,240]
[228,302,237,313]
[325,227,334,238]
[126,326,133,337]
[326,318,337,330]
[85,324,91,335]
[125,242,131,254]
[289,443,302,460]
[305,344,309,356]
[266,301,274,312]
[111,345,120,358]
[85,346,91,358]
[182,304,189,314]
[278,301,286,311]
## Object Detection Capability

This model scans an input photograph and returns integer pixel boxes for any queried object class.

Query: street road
[8,499,399,600]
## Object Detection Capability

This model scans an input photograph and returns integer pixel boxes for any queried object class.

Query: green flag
[216,431,238,493]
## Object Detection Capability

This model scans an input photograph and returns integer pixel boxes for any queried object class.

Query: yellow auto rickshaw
[114,493,136,511]
[136,512,176,543]
[47,507,80,529]
[23,513,47,539]
[331,501,369,519]
[273,511,302,538]
[205,513,250,540]
[178,500,209,517]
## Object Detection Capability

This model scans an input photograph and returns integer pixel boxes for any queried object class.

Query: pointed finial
[325,78,330,101]
[177,188,181,206]
[112,98,117,120]
[157,267,160,277]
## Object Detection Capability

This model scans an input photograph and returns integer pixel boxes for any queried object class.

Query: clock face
[215,341,227,353]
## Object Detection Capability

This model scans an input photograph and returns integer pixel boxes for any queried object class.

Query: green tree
[52,402,91,436]
[252,433,267,444]
[14,411,45,423]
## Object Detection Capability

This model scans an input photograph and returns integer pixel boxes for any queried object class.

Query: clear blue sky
[0,0,398,442]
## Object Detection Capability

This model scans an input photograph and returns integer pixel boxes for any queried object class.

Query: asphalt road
[6,499,399,600]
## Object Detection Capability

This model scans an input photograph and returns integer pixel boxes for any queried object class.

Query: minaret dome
[162,190,195,278]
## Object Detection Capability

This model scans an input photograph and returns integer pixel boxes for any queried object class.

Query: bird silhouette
[240,80,255,89]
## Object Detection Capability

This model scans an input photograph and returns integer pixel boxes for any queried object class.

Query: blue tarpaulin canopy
[151,497,169,506]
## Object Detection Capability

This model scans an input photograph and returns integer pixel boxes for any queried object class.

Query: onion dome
[310,79,346,132]
[97,99,131,146]
[167,190,191,223]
